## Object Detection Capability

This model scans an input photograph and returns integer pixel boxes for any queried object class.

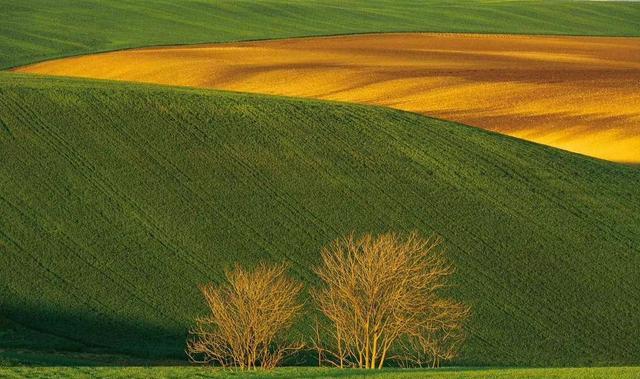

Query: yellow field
[15,33,640,162]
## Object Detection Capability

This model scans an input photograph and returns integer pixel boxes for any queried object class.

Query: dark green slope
[1,73,639,366]
[2,0,640,69]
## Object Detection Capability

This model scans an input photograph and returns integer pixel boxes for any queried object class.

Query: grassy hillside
[1,73,639,366]
[2,0,640,69]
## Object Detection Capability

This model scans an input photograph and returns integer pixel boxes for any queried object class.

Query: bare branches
[186,232,469,370]
[186,263,304,370]
[312,232,469,369]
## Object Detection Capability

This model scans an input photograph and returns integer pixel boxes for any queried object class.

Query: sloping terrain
[17,33,640,162]
[2,0,640,69]
[1,73,639,365]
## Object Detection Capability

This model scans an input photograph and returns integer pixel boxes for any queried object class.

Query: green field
[2,0,640,372]
[1,366,640,379]
[2,0,640,69]
[1,73,640,366]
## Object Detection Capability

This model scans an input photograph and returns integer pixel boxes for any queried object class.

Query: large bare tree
[187,263,303,370]
[312,232,469,369]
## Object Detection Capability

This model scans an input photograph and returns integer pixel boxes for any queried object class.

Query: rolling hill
[1,73,639,366]
[16,33,640,163]
[2,0,640,69]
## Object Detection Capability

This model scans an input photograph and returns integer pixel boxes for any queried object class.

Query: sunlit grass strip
[1,366,640,379]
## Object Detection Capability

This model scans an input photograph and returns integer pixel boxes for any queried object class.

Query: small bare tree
[399,298,469,368]
[186,263,304,370]
[312,232,469,369]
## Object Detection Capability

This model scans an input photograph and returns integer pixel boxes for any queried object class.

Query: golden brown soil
[15,33,640,162]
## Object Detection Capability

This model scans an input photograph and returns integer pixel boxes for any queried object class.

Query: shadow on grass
[0,300,187,365]
[0,301,323,366]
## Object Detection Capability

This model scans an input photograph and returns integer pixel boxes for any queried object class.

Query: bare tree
[312,232,469,369]
[186,263,304,370]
